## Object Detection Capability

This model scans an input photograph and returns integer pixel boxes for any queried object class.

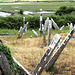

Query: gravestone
[51,18,59,30]
[39,9,43,33]
[32,34,61,75]
[32,29,39,37]
[47,20,52,46]
[60,25,64,31]
[0,39,4,43]
[23,17,25,26]
[45,28,75,71]
[0,52,12,75]
[17,26,23,39]
[70,23,73,31]
[17,22,28,39]
[44,17,49,31]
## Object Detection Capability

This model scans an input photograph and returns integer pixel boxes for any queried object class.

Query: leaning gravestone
[44,28,75,71]
[32,34,61,75]
[32,29,39,37]
[0,52,12,75]
[0,39,4,43]
[51,18,59,30]
[47,20,52,46]
[44,17,49,31]
[60,25,65,31]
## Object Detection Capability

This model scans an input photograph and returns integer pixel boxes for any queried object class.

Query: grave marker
[60,25,64,31]
[70,23,73,31]
[51,18,59,30]
[32,29,39,37]
[0,52,12,75]
[45,28,75,71]
[23,17,25,26]
[39,9,43,33]
[45,17,49,31]
[32,34,61,75]
[47,20,52,46]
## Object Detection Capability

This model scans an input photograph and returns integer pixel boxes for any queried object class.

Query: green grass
[0,29,18,34]
[0,26,70,37]
[0,2,75,12]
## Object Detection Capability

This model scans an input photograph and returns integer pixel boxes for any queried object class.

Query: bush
[55,6,75,16]
[0,43,26,75]
[0,12,75,30]
[19,9,24,15]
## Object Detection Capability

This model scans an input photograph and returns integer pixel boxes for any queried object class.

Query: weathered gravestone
[60,25,65,31]
[32,34,61,75]
[44,28,75,71]
[67,23,73,31]
[47,20,52,46]
[17,22,28,39]
[51,18,59,30]
[0,39,4,43]
[44,17,49,31]
[39,9,43,33]
[32,29,39,37]
[0,52,12,75]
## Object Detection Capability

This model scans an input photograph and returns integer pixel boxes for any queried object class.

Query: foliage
[55,6,75,16]
[0,10,75,30]
[19,9,24,15]
[0,43,26,75]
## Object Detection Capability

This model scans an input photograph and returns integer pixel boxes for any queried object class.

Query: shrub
[0,43,26,75]
[55,6,75,16]
[19,9,24,15]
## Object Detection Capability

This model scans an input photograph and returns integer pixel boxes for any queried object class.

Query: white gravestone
[47,20,52,45]
[67,23,70,29]
[32,34,61,75]
[45,17,49,31]
[32,29,39,37]
[51,18,59,30]
[70,23,73,31]
[39,9,43,33]
[60,25,65,30]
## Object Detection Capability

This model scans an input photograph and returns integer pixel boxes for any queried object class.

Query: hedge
[0,13,75,30]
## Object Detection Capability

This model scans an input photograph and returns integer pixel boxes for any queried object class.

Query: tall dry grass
[0,33,75,75]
